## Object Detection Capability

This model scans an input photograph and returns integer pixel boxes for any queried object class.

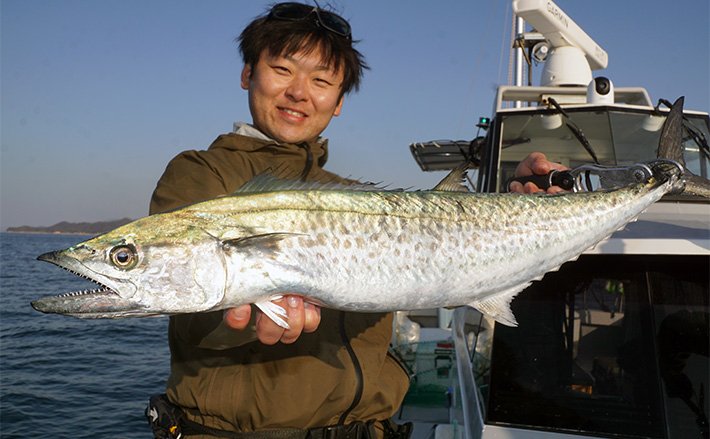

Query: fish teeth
[52,266,116,297]
[58,287,114,298]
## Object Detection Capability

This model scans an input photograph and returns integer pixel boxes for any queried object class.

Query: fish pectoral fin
[470,283,530,327]
[222,233,301,252]
[254,300,290,329]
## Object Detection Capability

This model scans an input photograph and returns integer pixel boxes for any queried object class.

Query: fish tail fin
[656,96,710,198]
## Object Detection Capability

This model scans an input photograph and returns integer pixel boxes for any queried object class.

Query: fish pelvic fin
[470,283,531,327]
[255,299,290,329]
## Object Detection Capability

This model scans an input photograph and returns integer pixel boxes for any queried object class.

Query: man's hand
[223,296,322,345]
[510,152,570,194]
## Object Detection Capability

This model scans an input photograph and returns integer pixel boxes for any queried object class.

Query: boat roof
[585,199,710,255]
[494,85,709,116]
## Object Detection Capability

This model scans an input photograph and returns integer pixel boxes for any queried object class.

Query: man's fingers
[254,296,308,345]
[223,305,252,330]
[546,185,567,194]
[225,296,323,344]
[515,152,547,177]
[524,182,542,194]
[303,302,322,333]
[511,152,571,194]
[279,296,305,344]
[255,301,287,345]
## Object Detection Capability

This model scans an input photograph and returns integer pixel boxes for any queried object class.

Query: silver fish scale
[31,168,679,323]
[218,181,664,312]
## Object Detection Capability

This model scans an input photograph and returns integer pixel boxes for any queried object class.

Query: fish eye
[109,245,138,270]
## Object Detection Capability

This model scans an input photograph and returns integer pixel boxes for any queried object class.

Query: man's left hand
[223,296,322,345]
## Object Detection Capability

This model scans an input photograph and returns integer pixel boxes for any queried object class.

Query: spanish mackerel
[31,160,684,328]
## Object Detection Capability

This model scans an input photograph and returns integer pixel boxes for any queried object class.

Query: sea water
[1,233,170,438]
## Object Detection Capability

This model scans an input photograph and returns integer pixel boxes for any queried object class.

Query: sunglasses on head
[268,1,352,39]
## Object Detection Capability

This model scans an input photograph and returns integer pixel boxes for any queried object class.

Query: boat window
[495,110,710,192]
[679,114,710,179]
[485,255,709,438]
[648,263,709,439]
[609,112,710,180]
[497,111,615,189]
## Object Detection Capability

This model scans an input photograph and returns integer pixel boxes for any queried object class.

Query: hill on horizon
[5,218,134,235]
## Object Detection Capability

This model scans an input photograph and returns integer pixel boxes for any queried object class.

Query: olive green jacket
[149,126,410,434]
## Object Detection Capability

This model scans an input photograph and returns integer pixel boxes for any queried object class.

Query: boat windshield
[494,108,710,193]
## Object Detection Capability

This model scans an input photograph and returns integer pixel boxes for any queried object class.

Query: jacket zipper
[297,143,363,423]
[337,311,364,425]
[297,142,314,181]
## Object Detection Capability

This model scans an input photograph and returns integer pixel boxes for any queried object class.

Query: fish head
[31,216,228,318]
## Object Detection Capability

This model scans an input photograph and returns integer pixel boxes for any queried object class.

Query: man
[148,4,409,439]
[147,3,560,438]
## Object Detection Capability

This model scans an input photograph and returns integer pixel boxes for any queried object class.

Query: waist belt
[146,394,412,439]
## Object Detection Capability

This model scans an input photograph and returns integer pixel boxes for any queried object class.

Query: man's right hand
[510,152,570,194]
[223,296,322,345]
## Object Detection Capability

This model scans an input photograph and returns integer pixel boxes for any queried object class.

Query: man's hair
[237,5,368,96]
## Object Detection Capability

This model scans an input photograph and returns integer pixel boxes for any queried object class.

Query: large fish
[31,159,685,328]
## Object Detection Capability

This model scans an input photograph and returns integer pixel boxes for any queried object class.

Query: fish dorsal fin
[431,163,471,192]
[233,168,390,194]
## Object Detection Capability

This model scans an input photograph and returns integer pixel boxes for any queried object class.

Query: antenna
[513,0,608,86]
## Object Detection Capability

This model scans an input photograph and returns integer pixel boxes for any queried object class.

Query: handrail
[452,307,484,439]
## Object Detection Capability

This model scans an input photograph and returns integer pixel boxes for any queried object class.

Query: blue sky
[2,0,708,229]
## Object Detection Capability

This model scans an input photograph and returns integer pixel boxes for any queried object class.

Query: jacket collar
[223,122,329,167]
[232,122,326,145]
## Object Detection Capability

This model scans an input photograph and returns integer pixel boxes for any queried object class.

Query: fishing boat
[396,1,709,438]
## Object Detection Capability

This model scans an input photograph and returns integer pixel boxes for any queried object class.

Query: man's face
[241,47,345,144]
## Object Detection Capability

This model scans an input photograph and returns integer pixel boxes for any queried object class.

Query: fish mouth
[31,250,146,318]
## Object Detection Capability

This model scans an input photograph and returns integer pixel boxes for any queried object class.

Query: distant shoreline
[3,231,97,235]
[3,218,134,236]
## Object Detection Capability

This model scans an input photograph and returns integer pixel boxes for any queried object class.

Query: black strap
[182,419,307,439]
[380,419,413,439]
[180,420,377,439]
[147,394,412,439]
